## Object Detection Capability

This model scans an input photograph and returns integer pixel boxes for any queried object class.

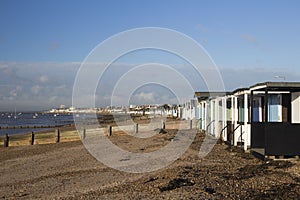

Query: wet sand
[0,128,299,199]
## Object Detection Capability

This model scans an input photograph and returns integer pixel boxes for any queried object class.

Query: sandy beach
[0,125,299,199]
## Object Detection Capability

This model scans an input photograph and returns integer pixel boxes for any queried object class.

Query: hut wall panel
[282,94,291,122]
[251,122,265,148]
[265,122,300,156]
[292,92,300,123]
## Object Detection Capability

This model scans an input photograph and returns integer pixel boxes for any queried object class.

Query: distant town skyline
[1,1,300,111]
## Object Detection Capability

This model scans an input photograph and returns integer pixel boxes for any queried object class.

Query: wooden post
[135,123,138,133]
[31,132,35,145]
[108,126,112,136]
[83,128,86,139]
[162,120,166,129]
[240,126,243,148]
[4,134,9,147]
[56,129,60,143]
[190,120,193,129]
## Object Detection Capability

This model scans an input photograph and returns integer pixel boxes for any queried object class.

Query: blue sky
[1,0,300,111]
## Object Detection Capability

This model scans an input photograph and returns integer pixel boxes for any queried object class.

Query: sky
[0,0,300,111]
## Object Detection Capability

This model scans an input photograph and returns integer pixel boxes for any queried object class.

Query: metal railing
[206,120,215,135]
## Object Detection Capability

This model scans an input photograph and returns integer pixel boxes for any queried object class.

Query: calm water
[0,112,130,136]
[0,112,75,136]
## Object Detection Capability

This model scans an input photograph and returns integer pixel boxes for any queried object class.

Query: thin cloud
[30,85,42,95]
[132,92,156,104]
[196,24,210,33]
[241,34,258,45]
[49,41,60,51]
[0,62,299,111]
[219,66,300,90]
[38,75,49,83]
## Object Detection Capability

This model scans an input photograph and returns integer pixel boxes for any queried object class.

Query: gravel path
[0,129,299,199]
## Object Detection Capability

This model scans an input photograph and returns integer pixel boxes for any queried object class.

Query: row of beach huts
[179,81,300,159]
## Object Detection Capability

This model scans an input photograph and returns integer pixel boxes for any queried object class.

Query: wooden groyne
[0,124,72,130]
[2,128,64,147]
[1,119,193,148]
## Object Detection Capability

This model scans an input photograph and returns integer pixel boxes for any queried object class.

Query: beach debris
[204,186,216,194]
[265,160,294,169]
[144,177,159,184]
[153,128,167,134]
[159,129,167,134]
[159,178,195,192]
[119,157,130,162]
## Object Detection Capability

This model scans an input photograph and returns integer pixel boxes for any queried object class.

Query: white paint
[222,97,227,141]
[250,85,266,91]
[215,98,220,138]
[292,92,300,123]
[244,93,250,151]
[278,95,282,122]
[233,96,239,146]
[204,101,207,130]
[231,96,235,124]
[211,99,215,136]
[253,91,290,94]
[199,102,203,129]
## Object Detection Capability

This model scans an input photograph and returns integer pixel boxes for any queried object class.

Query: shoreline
[0,117,182,147]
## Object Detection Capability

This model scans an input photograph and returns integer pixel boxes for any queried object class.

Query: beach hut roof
[250,82,300,92]
[194,92,230,101]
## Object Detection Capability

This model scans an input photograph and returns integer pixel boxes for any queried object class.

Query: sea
[0,112,78,136]
[0,112,133,136]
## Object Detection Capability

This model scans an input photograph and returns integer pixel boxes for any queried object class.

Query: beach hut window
[211,101,215,120]
[226,100,232,121]
[238,99,245,123]
[253,98,261,122]
[219,100,223,120]
[268,95,280,122]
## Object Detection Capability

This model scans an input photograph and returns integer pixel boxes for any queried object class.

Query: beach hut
[178,99,198,120]
[197,100,205,129]
[194,92,209,131]
[231,88,251,151]
[221,94,235,145]
[194,92,228,137]
[219,93,246,148]
[249,82,300,158]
